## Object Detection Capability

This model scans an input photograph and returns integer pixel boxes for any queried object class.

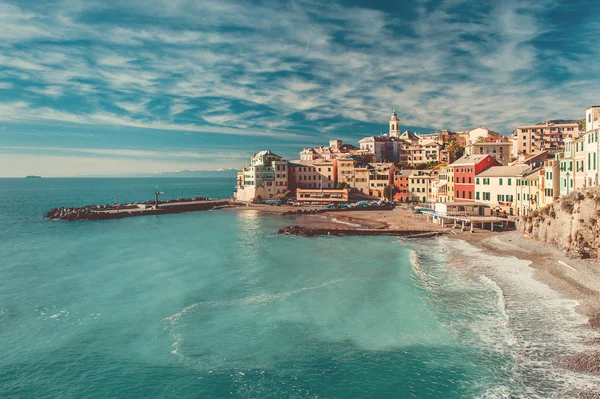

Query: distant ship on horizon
[25,175,42,179]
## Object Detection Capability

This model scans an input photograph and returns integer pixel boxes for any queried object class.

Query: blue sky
[0,0,599,176]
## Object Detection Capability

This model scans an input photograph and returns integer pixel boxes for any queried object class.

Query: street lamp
[566,172,570,194]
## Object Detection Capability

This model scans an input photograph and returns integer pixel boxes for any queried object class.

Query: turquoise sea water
[1,178,599,398]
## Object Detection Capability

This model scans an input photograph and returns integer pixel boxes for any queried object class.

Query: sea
[1,177,599,399]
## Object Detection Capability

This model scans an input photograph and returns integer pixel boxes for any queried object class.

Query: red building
[450,154,501,202]
[393,170,411,201]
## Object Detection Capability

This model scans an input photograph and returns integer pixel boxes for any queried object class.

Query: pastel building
[235,150,289,202]
[557,149,574,197]
[359,135,401,163]
[408,170,435,203]
[542,158,560,206]
[368,163,396,198]
[464,127,503,145]
[474,165,529,213]
[433,167,450,203]
[299,140,361,161]
[289,159,336,190]
[516,168,543,216]
[393,170,411,202]
[584,127,599,188]
[465,140,512,166]
[514,119,579,156]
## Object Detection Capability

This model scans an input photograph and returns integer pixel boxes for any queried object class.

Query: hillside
[516,187,600,259]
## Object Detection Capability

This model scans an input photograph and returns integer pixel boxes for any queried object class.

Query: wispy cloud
[1,0,599,176]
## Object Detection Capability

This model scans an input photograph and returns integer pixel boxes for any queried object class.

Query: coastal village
[235,107,600,220]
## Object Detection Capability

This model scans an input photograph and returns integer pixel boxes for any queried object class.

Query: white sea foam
[47,309,69,320]
[409,237,600,398]
[330,218,362,228]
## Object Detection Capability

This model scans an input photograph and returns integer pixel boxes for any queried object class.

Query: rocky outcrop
[277,225,443,238]
[516,187,600,258]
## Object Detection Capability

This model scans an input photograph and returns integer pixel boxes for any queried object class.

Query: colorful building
[450,154,501,202]
[465,140,511,166]
[474,165,529,214]
[368,163,395,198]
[289,160,336,190]
[235,150,289,202]
[513,119,579,156]
[393,170,411,202]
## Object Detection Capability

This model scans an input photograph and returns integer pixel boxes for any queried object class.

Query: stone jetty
[46,197,232,221]
[277,225,443,238]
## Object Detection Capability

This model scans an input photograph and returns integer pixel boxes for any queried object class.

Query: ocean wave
[407,237,600,397]
[164,278,345,324]
[163,278,346,366]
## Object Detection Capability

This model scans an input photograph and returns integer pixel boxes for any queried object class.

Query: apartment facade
[289,159,336,190]
[514,120,579,156]
[516,169,543,216]
[393,170,411,202]
[542,158,560,206]
[450,154,501,202]
[235,150,288,202]
[474,165,529,213]
[465,141,511,166]
[368,163,395,198]
[358,135,400,163]
[408,170,435,202]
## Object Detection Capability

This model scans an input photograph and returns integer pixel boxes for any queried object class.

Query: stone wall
[516,187,600,258]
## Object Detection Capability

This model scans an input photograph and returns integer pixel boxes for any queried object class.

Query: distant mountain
[132,169,239,178]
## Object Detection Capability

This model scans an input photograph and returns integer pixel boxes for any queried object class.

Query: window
[483,192,490,201]
[468,191,472,199]
[476,178,480,184]
[476,192,480,200]
[499,178,503,185]
[508,178,512,186]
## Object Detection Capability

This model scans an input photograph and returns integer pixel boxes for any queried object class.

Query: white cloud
[0,0,598,150]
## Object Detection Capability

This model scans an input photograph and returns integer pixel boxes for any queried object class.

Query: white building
[235,150,289,202]
[584,106,600,187]
[474,165,529,214]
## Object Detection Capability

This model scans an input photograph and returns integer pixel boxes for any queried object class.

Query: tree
[336,182,348,189]
[476,136,486,143]
[578,119,586,132]
[384,184,394,201]
[446,138,464,161]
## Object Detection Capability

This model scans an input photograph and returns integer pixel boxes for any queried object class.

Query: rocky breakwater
[277,225,443,238]
[46,197,229,221]
[516,187,600,258]
[46,206,98,221]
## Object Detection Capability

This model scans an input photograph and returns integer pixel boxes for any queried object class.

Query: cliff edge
[516,187,600,259]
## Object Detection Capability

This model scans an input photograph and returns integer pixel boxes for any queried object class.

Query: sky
[0,0,599,177]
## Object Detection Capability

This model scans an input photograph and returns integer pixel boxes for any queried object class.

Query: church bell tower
[389,109,400,137]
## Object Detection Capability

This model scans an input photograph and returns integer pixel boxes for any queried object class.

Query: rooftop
[518,120,580,127]
[450,154,492,166]
[476,165,529,177]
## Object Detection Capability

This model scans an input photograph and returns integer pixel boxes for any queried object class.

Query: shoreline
[230,204,600,380]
